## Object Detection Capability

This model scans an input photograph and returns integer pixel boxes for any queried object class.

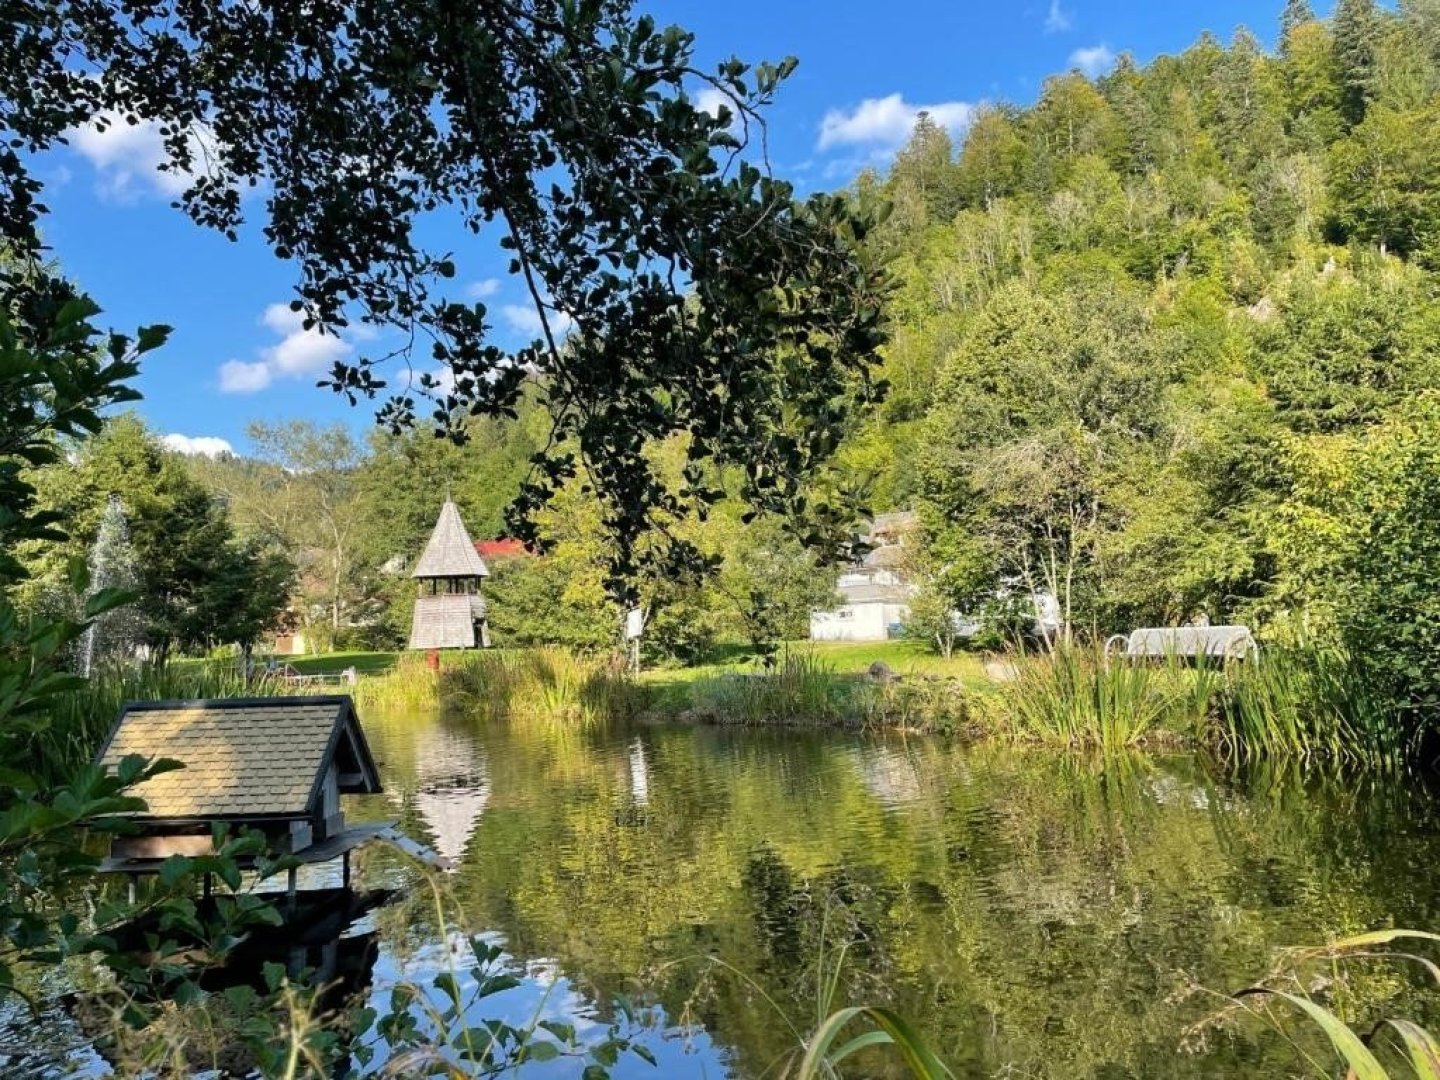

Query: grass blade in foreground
[792,1005,955,1079]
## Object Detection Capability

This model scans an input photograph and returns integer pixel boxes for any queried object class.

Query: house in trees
[408,500,491,650]
[809,512,920,643]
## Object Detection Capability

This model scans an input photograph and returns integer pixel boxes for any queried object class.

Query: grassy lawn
[283,651,402,675]
[640,639,989,684]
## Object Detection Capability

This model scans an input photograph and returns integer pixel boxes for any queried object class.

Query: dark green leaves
[3,0,888,600]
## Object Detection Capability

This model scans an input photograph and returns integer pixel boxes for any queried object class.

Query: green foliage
[1200,930,1440,1079]
[187,419,365,642]
[18,415,296,660]
[0,294,162,1001]
[850,12,1440,747]
[999,648,1221,750]
[4,0,890,592]
[1334,0,1383,123]
[1266,395,1440,725]
[1214,647,1408,768]
[0,295,292,1039]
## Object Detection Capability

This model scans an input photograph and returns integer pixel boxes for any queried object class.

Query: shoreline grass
[158,637,1434,765]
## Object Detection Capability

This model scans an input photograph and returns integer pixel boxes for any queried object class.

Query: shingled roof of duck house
[409,500,492,649]
[94,695,382,859]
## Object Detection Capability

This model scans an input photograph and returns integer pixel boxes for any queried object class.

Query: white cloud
[500,303,574,339]
[1069,44,1116,78]
[68,108,218,201]
[218,303,354,394]
[1045,0,1074,33]
[466,278,501,300]
[256,303,348,376]
[696,87,732,119]
[817,94,978,151]
[161,433,235,458]
[218,360,274,393]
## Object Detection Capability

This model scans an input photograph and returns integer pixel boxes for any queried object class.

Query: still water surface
[342,710,1440,1078]
[7,711,1440,1077]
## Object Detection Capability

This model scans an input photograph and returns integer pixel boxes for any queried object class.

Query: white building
[809,512,919,643]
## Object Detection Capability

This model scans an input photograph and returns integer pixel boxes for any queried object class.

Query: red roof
[475,538,530,559]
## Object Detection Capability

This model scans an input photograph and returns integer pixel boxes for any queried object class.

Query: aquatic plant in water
[999,646,1217,750]
[1188,930,1440,1078]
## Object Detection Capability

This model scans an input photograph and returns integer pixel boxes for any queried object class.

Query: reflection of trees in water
[367,714,1440,1079]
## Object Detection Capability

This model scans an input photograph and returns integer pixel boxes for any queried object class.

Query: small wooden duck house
[408,499,491,650]
[95,695,383,861]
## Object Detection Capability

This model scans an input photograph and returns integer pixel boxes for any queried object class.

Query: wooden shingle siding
[408,594,479,649]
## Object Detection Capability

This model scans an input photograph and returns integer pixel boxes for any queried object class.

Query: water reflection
[399,717,492,867]
[13,715,1438,1077]
[353,712,1440,1079]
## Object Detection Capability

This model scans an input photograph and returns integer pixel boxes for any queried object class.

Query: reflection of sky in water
[357,930,730,1078]
[12,709,1440,1079]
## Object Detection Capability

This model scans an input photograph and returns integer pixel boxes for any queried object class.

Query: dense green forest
[19,0,1440,711]
[858,0,1440,712]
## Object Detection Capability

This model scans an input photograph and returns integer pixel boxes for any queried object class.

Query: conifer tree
[80,495,143,675]
[1334,0,1382,123]
[890,113,962,226]
[1282,0,1317,47]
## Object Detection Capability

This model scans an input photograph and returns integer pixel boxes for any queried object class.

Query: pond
[7,711,1440,1077]
[339,710,1440,1078]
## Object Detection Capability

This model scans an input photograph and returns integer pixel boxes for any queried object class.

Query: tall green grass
[687,652,855,727]
[351,651,440,711]
[1212,647,1412,769]
[999,647,1221,750]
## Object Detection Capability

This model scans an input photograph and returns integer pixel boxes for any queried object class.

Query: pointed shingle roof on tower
[412,500,490,579]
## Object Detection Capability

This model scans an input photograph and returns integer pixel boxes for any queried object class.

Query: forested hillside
[19,0,1440,706]
[841,0,1440,706]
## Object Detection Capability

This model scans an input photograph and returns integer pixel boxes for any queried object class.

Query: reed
[439,647,645,727]
[687,651,854,727]
[998,646,1213,750]
[1211,647,1411,769]
[351,652,441,711]
[856,676,979,735]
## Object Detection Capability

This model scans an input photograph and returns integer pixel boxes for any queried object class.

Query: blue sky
[36,0,1297,459]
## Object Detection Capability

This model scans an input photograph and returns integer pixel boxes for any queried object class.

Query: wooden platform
[98,820,449,875]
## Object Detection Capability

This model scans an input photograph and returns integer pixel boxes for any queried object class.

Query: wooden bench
[1105,625,1258,663]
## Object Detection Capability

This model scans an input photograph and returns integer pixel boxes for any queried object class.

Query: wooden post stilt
[342,848,351,891]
